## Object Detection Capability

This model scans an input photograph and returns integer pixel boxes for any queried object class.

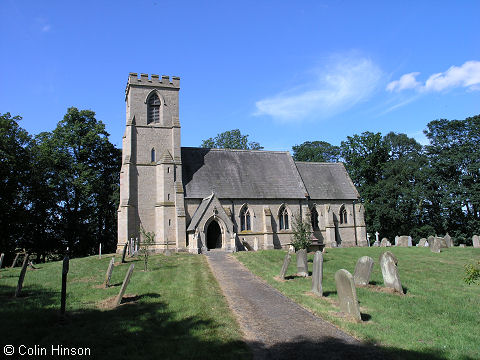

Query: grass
[0,253,250,359]
[234,247,480,360]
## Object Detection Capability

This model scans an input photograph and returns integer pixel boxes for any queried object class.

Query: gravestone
[431,238,441,253]
[14,253,30,297]
[115,263,135,307]
[418,238,427,247]
[472,235,479,248]
[372,240,380,247]
[11,252,21,268]
[121,242,128,263]
[379,251,403,293]
[60,255,69,316]
[0,253,4,269]
[396,236,410,247]
[253,237,258,251]
[354,256,374,286]
[335,269,361,322]
[99,243,102,259]
[444,233,453,248]
[296,249,308,277]
[279,252,292,279]
[427,236,435,249]
[104,257,115,288]
[435,237,448,248]
[380,238,391,247]
[311,251,323,296]
[459,244,466,248]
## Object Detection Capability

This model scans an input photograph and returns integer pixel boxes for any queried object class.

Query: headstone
[396,236,410,247]
[99,243,102,259]
[0,253,4,269]
[104,257,115,288]
[288,245,295,254]
[354,256,374,286]
[296,249,308,277]
[28,261,37,269]
[444,233,453,248]
[431,238,441,253]
[375,231,379,243]
[418,238,427,247]
[379,251,403,293]
[472,235,479,248]
[121,242,128,263]
[115,263,135,307]
[253,237,258,251]
[311,251,323,296]
[380,238,391,247]
[408,236,412,247]
[60,255,69,315]
[335,269,361,322]
[459,244,466,248]
[372,240,380,247]
[14,253,30,297]
[279,252,291,279]
[427,236,435,249]
[435,237,448,248]
[11,252,21,268]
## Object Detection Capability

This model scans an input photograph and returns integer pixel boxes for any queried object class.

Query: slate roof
[181,148,307,199]
[295,162,359,200]
[181,147,360,200]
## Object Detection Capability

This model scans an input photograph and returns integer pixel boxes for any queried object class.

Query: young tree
[290,213,312,251]
[201,129,263,150]
[139,226,155,271]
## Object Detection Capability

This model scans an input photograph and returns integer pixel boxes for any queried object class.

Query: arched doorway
[206,220,222,249]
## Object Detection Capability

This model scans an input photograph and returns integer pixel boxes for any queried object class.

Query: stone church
[117,73,367,254]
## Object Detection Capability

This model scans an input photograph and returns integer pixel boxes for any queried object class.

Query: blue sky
[1,0,479,150]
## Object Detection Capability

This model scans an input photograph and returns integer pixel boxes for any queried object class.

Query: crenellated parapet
[127,73,180,90]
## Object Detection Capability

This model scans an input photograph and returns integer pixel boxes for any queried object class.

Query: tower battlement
[127,72,180,89]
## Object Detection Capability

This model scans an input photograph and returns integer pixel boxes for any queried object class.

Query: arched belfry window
[151,148,156,163]
[311,207,319,231]
[240,206,251,231]
[279,206,289,230]
[147,93,160,124]
[340,205,348,224]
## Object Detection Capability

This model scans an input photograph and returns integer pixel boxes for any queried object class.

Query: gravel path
[205,251,387,360]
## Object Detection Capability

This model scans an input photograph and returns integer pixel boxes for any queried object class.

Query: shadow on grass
[0,284,475,360]
[323,290,337,297]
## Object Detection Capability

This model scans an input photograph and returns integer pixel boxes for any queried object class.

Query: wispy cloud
[41,24,51,32]
[387,60,480,93]
[255,55,383,122]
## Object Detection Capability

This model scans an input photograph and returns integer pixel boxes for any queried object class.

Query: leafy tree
[292,141,340,162]
[464,261,480,285]
[201,129,263,150]
[290,213,312,251]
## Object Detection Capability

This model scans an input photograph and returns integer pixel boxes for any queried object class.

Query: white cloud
[386,72,420,92]
[386,60,480,93]
[255,56,383,122]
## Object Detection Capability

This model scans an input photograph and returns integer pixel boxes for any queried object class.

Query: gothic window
[340,205,348,224]
[240,206,251,231]
[147,93,160,124]
[279,206,289,230]
[311,207,319,231]
[151,148,156,162]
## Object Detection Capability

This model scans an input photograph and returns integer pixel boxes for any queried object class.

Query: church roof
[181,147,307,199]
[294,162,359,200]
[181,147,359,200]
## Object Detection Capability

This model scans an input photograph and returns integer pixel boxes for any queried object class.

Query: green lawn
[234,247,480,360]
[0,254,250,359]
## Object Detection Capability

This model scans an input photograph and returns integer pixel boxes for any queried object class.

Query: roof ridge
[181,146,290,154]
[295,161,344,165]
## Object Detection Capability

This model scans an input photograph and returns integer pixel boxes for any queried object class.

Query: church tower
[117,73,186,253]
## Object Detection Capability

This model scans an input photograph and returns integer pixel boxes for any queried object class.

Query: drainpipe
[353,200,358,246]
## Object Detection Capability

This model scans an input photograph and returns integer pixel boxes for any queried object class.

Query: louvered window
[147,94,160,124]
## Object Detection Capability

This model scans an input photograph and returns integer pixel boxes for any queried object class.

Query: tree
[201,129,263,150]
[290,213,312,251]
[139,226,155,271]
[292,141,340,162]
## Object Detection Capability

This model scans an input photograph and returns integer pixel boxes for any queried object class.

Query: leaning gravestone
[15,253,30,297]
[418,238,427,247]
[104,257,115,288]
[60,255,69,316]
[354,256,374,286]
[379,251,403,293]
[279,252,292,279]
[0,253,4,269]
[121,242,128,263]
[115,263,135,307]
[296,249,308,277]
[380,238,391,247]
[431,238,441,253]
[444,233,453,248]
[11,252,21,268]
[311,251,323,296]
[396,236,410,247]
[472,235,479,248]
[335,269,361,322]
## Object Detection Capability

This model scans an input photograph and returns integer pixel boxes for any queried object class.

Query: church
[117,73,367,254]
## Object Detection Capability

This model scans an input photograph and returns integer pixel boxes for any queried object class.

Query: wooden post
[15,253,30,297]
[115,264,134,307]
[104,257,115,288]
[60,256,69,316]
